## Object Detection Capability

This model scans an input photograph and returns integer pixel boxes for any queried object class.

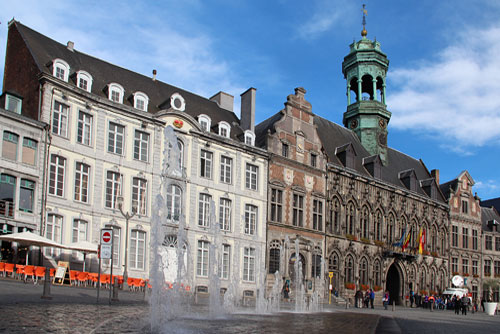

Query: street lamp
[117,195,136,290]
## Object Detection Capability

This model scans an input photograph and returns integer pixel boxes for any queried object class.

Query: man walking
[370,289,375,309]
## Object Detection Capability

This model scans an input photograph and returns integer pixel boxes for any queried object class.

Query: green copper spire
[342,7,391,165]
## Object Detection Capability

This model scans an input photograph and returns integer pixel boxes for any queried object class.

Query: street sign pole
[99,229,113,304]
[109,237,114,305]
[97,244,101,304]
[329,272,334,305]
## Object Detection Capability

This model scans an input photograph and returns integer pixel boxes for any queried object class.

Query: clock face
[379,119,386,129]
[350,119,358,129]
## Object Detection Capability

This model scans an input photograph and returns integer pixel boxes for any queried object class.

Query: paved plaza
[0,278,499,333]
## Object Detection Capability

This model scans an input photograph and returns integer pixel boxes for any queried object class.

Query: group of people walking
[354,289,388,309]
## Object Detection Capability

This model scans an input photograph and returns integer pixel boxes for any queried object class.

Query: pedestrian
[364,290,370,308]
[282,280,289,301]
[481,298,485,312]
[370,289,375,309]
[355,289,362,308]
[454,296,460,315]
[383,291,389,310]
[461,295,468,315]
[409,290,414,308]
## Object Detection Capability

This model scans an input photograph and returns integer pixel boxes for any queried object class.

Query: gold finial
[361,4,367,37]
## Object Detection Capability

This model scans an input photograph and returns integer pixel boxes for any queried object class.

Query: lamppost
[117,195,136,290]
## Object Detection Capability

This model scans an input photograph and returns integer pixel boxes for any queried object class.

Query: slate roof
[480,206,500,233]
[313,115,446,203]
[13,21,243,140]
[254,111,283,148]
[480,197,500,214]
[439,179,458,200]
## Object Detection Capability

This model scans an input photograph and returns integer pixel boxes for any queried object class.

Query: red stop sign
[102,231,111,243]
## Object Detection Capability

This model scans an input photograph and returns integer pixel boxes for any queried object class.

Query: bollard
[392,300,395,311]
[41,266,52,300]
[194,291,198,304]
[111,277,119,302]
[346,299,349,309]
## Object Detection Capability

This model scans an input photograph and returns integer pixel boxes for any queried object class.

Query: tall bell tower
[342,5,391,165]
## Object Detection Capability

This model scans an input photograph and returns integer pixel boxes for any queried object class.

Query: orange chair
[49,268,56,278]
[127,277,135,290]
[0,262,5,276]
[88,273,98,287]
[4,263,14,278]
[34,266,46,284]
[24,265,35,283]
[15,264,25,280]
[77,271,89,286]
[69,270,79,285]
[100,274,110,288]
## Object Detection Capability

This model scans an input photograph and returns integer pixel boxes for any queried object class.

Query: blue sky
[1,0,499,199]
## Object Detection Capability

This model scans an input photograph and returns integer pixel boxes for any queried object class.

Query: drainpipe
[40,87,55,238]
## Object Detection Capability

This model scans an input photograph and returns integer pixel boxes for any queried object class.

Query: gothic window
[374,211,382,241]
[345,202,355,236]
[269,240,281,274]
[373,260,381,287]
[361,206,369,239]
[344,255,354,284]
[359,258,368,285]
[330,198,340,234]
[387,213,395,243]
[311,250,322,279]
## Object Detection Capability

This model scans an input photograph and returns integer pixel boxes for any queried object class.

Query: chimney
[152,69,157,81]
[431,169,440,184]
[209,91,234,112]
[240,87,256,132]
[67,41,74,52]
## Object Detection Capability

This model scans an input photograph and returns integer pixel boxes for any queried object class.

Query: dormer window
[76,71,93,92]
[4,93,22,114]
[52,59,70,82]
[399,169,417,191]
[218,121,230,138]
[244,130,255,146]
[134,92,149,111]
[170,93,186,112]
[363,155,382,179]
[198,114,211,132]
[108,83,124,103]
[335,143,356,169]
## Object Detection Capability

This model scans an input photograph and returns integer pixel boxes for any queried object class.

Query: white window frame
[245,163,258,190]
[5,94,22,114]
[72,219,88,259]
[220,244,230,280]
[130,230,146,270]
[108,122,125,155]
[77,110,93,146]
[219,198,231,231]
[105,171,122,209]
[244,204,257,235]
[76,70,93,92]
[52,101,69,138]
[200,150,213,178]
[244,130,255,146]
[52,59,70,82]
[220,155,232,184]
[132,177,147,216]
[108,83,124,103]
[197,240,209,277]
[218,121,231,138]
[134,130,149,162]
[2,131,19,161]
[243,247,256,282]
[170,93,186,111]
[45,214,63,257]
[313,199,323,231]
[19,178,35,213]
[74,162,90,203]
[198,193,211,227]
[49,154,66,197]
[198,114,211,132]
[133,92,149,111]
[166,184,182,223]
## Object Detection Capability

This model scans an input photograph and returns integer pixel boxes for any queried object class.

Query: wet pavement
[1,278,499,333]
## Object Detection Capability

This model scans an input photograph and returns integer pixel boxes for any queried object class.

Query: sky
[1,0,499,199]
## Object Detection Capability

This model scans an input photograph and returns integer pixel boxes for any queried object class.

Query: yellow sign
[329,272,333,278]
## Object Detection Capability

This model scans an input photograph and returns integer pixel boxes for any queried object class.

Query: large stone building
[480,197,500,302]
[2,20,268,298]
[439,171,483,300]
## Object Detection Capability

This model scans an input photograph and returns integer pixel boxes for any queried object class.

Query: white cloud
[297,0,354,39]
[388,25,500,149]
[0,1,245,109]
[474,179,500,196]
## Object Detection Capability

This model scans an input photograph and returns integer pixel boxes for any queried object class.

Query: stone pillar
[347,85,351,106]
[382,84,387,104]
[372,79,377,101]
[357,79,362,102]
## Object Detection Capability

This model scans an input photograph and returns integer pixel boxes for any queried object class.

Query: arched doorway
[386,262,403,305]
[160,235,187,283]
[289,253,306,282]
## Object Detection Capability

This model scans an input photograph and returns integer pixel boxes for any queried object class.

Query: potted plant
[345,282,356,290]
[483,279,499,316]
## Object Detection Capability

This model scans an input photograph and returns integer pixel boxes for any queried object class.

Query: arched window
[289,253,306,280]
[374,210,383,241]
[361,206,369,239]
[420,269,427,293]
[373,260,381,287]
[166,184,182,223]
[170,93,186,111]
[399,216,407,240]
[244,130,255,146]
[440,230,446,256]
[76,70,92,92]
[345,202,355,236]
[134,91,149,111]
[311,247,322,278]
[359,258,368,285]
[108,83,124,103]
[387,213,395,243]
[52,59,70,82]
[345,255,354,284]
[430,268,437,293]
[361,74,374,100]
[329,253,339,272]
[167,139,184,173]
[412,221,418,249]
[268,240,281,274]
[198,114,211,132]
[431,226,437,253]
[331,198,341,234]
[218,121,230,138]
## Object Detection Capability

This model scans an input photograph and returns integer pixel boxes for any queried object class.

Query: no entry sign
[101,229,113,245]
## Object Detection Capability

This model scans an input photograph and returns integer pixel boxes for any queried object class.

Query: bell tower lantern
[342,5,391,165]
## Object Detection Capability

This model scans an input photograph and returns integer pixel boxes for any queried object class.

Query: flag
[392,227,406,247]
[401,227,411,251]
[419,228,426,254]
